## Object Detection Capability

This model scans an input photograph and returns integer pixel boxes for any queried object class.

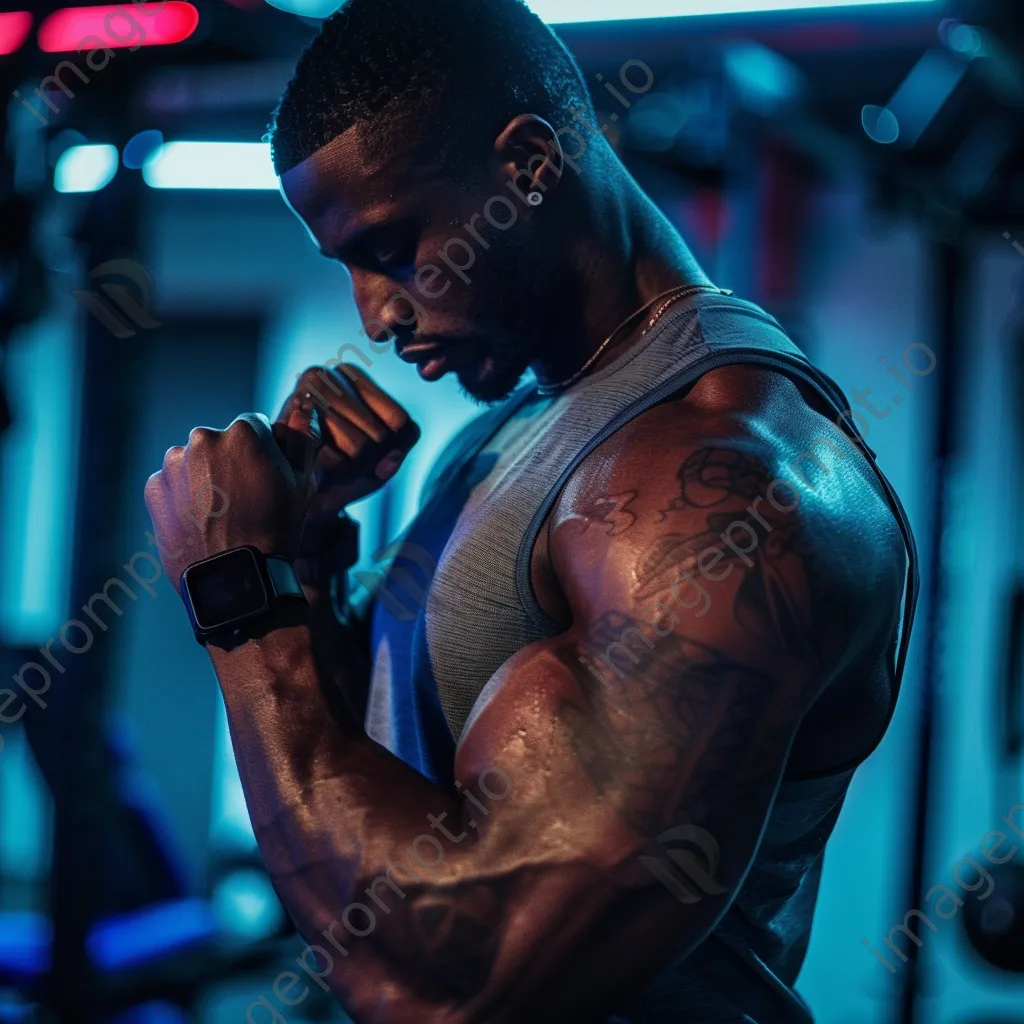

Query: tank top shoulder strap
[418,382,536,511]
[670,294,920,723]
[515,293,918,720]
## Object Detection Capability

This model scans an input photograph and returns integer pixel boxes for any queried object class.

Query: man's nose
[357,282,426,350]
[377,293,418,340]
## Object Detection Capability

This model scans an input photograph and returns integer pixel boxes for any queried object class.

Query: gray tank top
[364,290,918,1023]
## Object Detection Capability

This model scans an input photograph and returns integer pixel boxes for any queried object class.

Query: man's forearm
[206,623,749,1023]
[208,618,458,852]
[207,624,505,1021]
[301,563,373,724]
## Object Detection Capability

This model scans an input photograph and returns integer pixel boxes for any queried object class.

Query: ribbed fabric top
[363,291,917,1022]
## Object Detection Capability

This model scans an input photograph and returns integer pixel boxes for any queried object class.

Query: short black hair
[268,0,597,177]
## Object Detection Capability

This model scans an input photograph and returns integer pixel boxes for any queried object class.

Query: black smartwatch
[180,546,307,648]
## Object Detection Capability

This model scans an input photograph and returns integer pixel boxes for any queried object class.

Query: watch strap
[202,599,309,652]
[266,555,304,600]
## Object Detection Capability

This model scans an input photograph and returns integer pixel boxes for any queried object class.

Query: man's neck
[530,190,713,390]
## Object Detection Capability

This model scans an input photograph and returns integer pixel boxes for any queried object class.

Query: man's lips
[397,344,443,364]
[398,342,454,381]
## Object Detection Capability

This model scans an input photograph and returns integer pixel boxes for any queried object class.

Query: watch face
[184,548,269,630]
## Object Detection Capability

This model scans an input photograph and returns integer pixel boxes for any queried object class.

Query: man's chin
[455,356,527,406]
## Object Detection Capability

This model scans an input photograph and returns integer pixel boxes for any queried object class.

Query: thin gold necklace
[535,283,728,395]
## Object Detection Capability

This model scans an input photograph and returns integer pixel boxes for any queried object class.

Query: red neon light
[0,12,32,55]
[38,3,198,53]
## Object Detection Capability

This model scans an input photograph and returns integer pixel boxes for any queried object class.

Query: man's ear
[494,114,565,205]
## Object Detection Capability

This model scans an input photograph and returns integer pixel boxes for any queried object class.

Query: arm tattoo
[656,447,770,520]
[552,447,826,835]
[643,446,821,664]
[564,491,639,536]
[553,613,796,835]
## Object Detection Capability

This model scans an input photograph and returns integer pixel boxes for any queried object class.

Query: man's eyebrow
[319,217,406,263]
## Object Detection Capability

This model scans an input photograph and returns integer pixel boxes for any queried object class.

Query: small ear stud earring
[527,191,544,207]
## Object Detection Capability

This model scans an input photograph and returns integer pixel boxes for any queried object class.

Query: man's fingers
[337,362,417,435]
[391,417,422,451]
[286,366,388,441]
[276,364,420,496]
[286,364,420,451]
[314,412,403,486]
[273,414,322,480]
[317,403,374,460]
[279,398,323,447]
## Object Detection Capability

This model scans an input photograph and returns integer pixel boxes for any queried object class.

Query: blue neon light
[142,142,278,191]
[528,0,936,23]
[54,144,118,193]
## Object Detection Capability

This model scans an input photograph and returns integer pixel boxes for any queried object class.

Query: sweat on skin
[580,436,840,686]
[580,335,938,686]
[245,767,513,1024]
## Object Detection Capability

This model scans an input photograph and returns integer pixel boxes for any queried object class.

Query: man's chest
[367,421,569,753]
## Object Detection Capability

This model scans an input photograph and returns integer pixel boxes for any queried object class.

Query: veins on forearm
[215,634,512,1012]
[264,788,509,1009]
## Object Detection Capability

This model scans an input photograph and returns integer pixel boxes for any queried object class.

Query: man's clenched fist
[145,413,310,595]
[144,364,421,595]
[282,363,421,520]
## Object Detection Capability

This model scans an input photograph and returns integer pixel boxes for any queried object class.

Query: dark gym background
[1,0,1023,1021]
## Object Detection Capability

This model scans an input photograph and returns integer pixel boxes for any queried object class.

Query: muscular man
[144,2,918,1020]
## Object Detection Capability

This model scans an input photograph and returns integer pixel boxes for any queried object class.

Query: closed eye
[321,221,419,275]
[369,236,417,272]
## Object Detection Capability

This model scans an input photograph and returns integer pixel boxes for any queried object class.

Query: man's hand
[280,363,421,520]
[145,413,309,594]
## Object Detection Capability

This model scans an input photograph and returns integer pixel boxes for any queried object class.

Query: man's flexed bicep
[447,415,874,1019]
[457,429,838,828]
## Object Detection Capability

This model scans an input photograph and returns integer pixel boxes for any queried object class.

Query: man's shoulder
[549,364,907,664]
[562,363,891,528]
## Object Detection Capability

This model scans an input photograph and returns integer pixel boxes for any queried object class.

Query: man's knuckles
[144,471,165,509]
[162,445,185,472]
[181,418,269,457]
[187,426,219,449]
[226,414,267,446]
